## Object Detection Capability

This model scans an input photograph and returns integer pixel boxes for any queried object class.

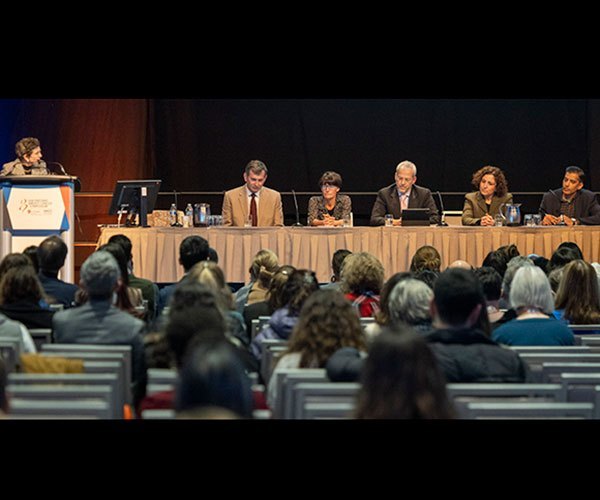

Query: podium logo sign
[4,186,68,231]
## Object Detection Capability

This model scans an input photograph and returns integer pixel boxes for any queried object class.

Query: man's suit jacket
[52,299,147,403]
[222,186,284,227]
[370,184,439,226]
[461,191,513,226]
[539,188,600,225]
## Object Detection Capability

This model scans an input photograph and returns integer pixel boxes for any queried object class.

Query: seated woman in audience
[364,272,412,340]
[243,265,295,337]
[0,266,55,332]
[250,269,320,362]
[234,249,279,312]
[492,266,574,345]
[341,252,384,318]
[267,288,368,407]
[355,327,455,419]
[188,261,251,351]
[410,245,441,273]
[387,278,434,333]
[307,171,352,226]
[473,266,505,327]
[554,259,600,326]
[175,340,254,419]
[547,246,581,274]
[462,165,513,226]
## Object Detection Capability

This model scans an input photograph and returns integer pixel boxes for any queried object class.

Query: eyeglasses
[321,183,338,190]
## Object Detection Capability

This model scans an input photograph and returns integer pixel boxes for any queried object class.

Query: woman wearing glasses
[307,171,352,226]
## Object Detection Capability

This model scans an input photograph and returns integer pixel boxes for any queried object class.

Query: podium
[0,175,77,283]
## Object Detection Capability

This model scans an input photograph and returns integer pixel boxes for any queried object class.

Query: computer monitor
[108,179,161,227]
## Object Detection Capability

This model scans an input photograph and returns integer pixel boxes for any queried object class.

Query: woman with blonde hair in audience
[234,249,279,312]
[492,266,574,346]
[554,259,600,325]
[410,245,441,273]
[268,288,367,406]
[355,327,454,419]
[341,252,384,318]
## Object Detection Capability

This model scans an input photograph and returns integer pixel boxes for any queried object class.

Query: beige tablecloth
[97,225,600,283]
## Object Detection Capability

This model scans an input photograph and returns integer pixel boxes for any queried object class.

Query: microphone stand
[291,190,303,227]
[436,191,448,226]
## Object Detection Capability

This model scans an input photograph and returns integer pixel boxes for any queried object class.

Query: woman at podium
[0,137,49,176]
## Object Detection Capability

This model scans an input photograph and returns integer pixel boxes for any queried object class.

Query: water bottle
[169,203,177,226]
[184,203,193,228]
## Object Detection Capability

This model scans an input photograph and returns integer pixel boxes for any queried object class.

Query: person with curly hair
[267,288,367,407]
[462,165,513,226]
[341,252,384,318]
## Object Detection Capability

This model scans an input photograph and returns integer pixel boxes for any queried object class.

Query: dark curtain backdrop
[1,98,598,194]
[152,99,595,194]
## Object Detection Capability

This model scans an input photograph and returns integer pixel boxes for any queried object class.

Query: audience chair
[542,362,600,383]
[464,401,594,419]
[519,353,600,382]
[28,328,53,351]
[260,339,289,386]
[302,401,355,419]
[0,339,19,373]
[559,373,600,404]
[8,398,111,419]
[147,368,177,396]
[270,368,328,418]
[292,382,360,420]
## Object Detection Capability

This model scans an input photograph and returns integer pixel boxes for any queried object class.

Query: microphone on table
[45,161,69,176]
[546,189,567,225]
[435,191,448,226]
[291,189,303,227]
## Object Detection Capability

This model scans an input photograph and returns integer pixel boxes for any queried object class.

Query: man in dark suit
[370,160,439,225]
[37,235,80,308]
[539,166,600,226]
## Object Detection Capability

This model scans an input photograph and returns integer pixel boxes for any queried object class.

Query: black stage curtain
[151,99,596,194]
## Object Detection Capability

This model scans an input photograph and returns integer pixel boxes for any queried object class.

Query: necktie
[400,193,408,211]
[250,193,258,227]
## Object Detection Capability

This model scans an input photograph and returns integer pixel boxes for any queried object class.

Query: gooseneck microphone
[436,191,448,226]
[45,161,68,176]
[545,189,567,225]
[291,190,303,227]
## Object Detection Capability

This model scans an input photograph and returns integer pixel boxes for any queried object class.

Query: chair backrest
[542,362,600,383]
[464,401,594,419]
[508,346,593,354]
[27,328,53,351]
[579,336,600,347]
[260,339,289,386]
[252,316,271,339]
[8,398,111,419]
[82,361,125,414]
[594,386,600,419]
[141,409,176,419]
[570,324,600,333]
[292,382,361,420]
[6,384,115,419]
[272,369,328,418]
[0,339,19,373]
[147,368,177,395]
[519,353,600,382]
[559,373,600,403]
[446,383,566,418]
[7,372,121,418]
[302,401,356,419]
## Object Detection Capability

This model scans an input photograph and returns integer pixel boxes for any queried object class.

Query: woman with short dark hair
[307,171,352,226]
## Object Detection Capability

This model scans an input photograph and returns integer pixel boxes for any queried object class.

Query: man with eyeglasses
[222,160,283,227]
[307,171,352,226]
[370,160,439,226]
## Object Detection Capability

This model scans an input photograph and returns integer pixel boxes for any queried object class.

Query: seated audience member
[497,256,534,312]
[557,241,583,260]
[187,261,251,352]
[234,249,279,312]
[243,265,295,337]
[0,275,37,353]
[341,252,384,318]
[363,272,412,340]
[354,327,455,419]
[412,269,439,290]
[250,269,320,363]
[327,268,528,383]
[492,266,574,346]
[425,268,529,382]
[554,259,600,325]
[481,244,520,279]
[473,267,505,327]
[387,278,433,333]
[448,260,473,270]
[268,288,368,406]
[370,160,439,226]
[175,340,254,419]
[530,255,550,274]
[548,267,565,296]
[207,247,219,263]
[108,234,160,322]
[52,251,147,409]
[22,246,39,273]
[0,266,55,331]
[321,249,352,290]
[462,165,513,226]
[307,171,352,226]
[410,245,441,273]
[157,235,210,315]
[0,253,37,283]
[36,235,79,308]
[222,159,283,227]
[540,166,600,225]
[140,282,265,414]
[547,246,581,274]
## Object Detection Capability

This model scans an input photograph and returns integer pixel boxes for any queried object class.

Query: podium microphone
[291,190,303,227]
[46,161,68,176]
[436,191,448,226]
